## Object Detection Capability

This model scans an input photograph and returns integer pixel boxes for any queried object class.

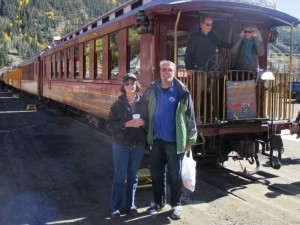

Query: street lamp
[261,71,281,169]
[261,71,275,81]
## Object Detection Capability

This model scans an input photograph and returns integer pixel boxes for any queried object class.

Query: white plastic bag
[181,150,196,192]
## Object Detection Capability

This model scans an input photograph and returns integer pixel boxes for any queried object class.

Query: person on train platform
[0,76,5,91]
[184,16,231,71]
[296,110,300,123]
[291,110,300,139]
[230,25,265,80]
[143,60,197,219]
[106,73,147,219]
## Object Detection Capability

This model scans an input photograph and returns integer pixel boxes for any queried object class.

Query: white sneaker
[172,206,182,219]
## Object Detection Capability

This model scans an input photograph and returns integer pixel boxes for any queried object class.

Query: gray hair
[244,25,262,41]
[159,60,176,71]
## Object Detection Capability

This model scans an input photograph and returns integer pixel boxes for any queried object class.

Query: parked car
[292,81,300,99]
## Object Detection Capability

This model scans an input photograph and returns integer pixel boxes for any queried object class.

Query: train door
[156,14,199,70]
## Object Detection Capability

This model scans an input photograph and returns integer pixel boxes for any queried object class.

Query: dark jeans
[111,143,144,212]
[149,139,183,207]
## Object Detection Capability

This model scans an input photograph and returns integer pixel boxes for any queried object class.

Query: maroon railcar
[16,0,299,172]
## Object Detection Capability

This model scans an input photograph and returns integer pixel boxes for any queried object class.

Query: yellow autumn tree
[17,0,30,8]
[3,33,11,41]
[47,11,55,20]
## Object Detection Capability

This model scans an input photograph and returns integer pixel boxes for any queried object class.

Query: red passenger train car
[4,0,300,173]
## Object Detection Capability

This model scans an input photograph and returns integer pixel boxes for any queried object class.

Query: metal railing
[177,70,293,125]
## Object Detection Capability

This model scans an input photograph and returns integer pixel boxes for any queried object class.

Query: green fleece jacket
[144,77,197,154]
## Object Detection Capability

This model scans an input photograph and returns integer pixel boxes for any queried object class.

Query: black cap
[123,73,137,82]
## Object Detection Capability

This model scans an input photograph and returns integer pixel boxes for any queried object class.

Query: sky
[275,0,300,20]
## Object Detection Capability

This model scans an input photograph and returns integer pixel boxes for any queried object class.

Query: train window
[95,38,103,79]
[166,29,188,68]
[67,48,71,78]
[55,52,59,78]
[60,50,64,78]
[44,57,49,79]
[35,62,38,77]
[110,32,119,77]
[128,27,140,42]
[74,46,79,78]
[84,42,90,79]
[51,54,55,78]
[177,47,187,69]
[115,9,123,17]
[131,0,142,10]
[128,27,140,75]
[103,16,109,24]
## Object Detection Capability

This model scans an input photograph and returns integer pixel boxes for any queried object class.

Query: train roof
[144,0,299,27]
[20,46,50,67]
[59,0,298,43]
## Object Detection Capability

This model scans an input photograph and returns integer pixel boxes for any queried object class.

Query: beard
[162,77,173,83]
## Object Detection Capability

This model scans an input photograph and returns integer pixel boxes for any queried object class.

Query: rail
[177,70,293,125]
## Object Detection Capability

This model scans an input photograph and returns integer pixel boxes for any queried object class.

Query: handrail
[177,70,293,125]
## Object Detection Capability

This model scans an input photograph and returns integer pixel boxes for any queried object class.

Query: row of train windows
[49,27,140,80]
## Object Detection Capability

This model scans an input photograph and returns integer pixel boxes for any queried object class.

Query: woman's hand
[125,118,145,128]
[240,30,245,37]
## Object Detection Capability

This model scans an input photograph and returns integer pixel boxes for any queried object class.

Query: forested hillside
[0,0,122,69]
[268,27,300,73]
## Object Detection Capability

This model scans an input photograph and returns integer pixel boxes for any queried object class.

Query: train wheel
[222,151,260,175]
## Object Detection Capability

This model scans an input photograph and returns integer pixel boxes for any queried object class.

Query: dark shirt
[185,31,230,71]
[106,93,147,148]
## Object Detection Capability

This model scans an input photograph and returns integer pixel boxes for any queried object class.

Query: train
[2,0,300,174]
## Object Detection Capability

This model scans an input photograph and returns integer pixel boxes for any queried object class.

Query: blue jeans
[149,139,183,207]
[111,143,144,212]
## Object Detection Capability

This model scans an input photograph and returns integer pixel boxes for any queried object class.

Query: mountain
[0,0,123,71]
[268,26,300,73]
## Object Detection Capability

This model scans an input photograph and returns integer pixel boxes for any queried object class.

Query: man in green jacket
[144,60,197,219]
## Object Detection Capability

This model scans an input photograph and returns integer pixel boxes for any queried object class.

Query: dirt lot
[1,89,300,225]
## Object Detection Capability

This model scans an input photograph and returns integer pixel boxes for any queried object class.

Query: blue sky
[276,0,300,19]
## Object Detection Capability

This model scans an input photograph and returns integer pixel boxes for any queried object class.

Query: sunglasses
[161,68,174,72]
[124,81,137,86]
[244,31,252,33]
[205,23,212,27]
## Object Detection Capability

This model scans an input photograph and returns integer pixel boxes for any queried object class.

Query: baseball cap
[123,73,137,82]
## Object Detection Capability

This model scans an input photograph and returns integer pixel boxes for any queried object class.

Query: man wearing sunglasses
[184,16,230,71]
[143,60,197,219]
